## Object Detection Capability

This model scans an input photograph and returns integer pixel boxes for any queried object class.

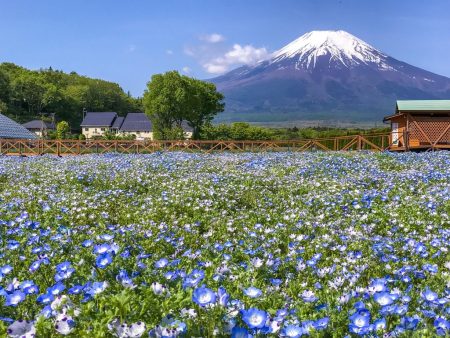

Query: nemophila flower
[373,291,395,306]
[369,278,387,293]
[151,282,166,295]
[217,286,229,306]
[82,239,93,247]
[29,260,41,273]
[6,320,36,338]
[87,281,108,296]
[243,286,262,298]
[192,285,216,307]
[313,317,329,330]
[68,285,84,295]
[373,318,386,331]
[300,290,318,302]
[5,290,26,306]
[37,292,55,305]
[154,258,169,268]
[96,252,113,269]
[241,308,267,329]
[280,324,305,338]
[7,240,20,250]
[182,269,205,288]
[422,288,438,302]
[1,264,13,274]
[149,316,186,337]
[93,243,111,254]
[434,317,450,336]
[399,315,420,330]
[231,326,252,338]
[349,309,371,335]
[47,282,66,296]
[54,314,75,335]
[40,305,53,318]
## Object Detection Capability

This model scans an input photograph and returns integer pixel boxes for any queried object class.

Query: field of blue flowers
[0,152,449,337]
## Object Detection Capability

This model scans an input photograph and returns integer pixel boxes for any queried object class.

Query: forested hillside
[0,63,142,130]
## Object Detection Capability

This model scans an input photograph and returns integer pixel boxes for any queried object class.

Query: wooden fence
[0,134,395,156]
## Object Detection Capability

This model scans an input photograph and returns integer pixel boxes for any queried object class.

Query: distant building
[118,113,153,140]
[180,121,193,139]
[22,120,55,138]
[80,112,118,139]
[80,111,193,140]
[383,100,450,150]
[0,114,37,139]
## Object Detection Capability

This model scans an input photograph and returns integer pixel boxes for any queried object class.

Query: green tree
[184,78,224,139]
[143,71,224,140]
[56,121,70,139]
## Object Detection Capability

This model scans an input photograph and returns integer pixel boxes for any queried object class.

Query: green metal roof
[396,100,450,112]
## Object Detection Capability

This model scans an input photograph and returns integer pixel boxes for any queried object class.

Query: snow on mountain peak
[272,30,387,69]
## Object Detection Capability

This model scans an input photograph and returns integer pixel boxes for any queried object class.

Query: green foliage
[56,121,70,139]
[143,71,224,140]
[0,62,142,129]
[201,123,389,140]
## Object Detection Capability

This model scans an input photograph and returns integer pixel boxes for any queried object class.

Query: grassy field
[0,152,448,337]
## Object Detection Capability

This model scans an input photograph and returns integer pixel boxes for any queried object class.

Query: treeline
[0,62,142,129]
[201,123,389,140]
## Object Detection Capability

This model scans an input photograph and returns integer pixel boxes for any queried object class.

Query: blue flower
[47,282,66,296]
[434,317,449,336]
[241,308,267,329]
[373,318,386,331]
[1,265,13,274]
[36,292,54,305]
[192,285,216,307]
[93,243,111,255]
[5,291,25,306]
[349,309,371,335]
[373,292,395,306]
[243,286,262,298]
[280,324,306,337]
[231,326,252,338]
[96,252,113,269]
[182,269,204,288]
[313,317,329,330]
[217,286,229,306]
[422,288,438,302]
[154,258,169,268]
[68,285,84,295]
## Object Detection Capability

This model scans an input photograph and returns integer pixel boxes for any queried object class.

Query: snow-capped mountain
[211,30,450,124]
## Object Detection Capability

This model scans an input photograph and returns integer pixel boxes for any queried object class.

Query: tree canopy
[143,71,224,139]
[0,62,142,130]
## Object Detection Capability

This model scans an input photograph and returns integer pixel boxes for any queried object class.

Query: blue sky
[1,0,449,96]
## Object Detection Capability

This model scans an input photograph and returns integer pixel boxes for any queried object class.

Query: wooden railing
[0,134,394,156]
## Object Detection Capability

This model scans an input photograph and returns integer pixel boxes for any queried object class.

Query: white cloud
[200,33,225,43]
[166,49,173,55]
[202,44,269,74]
[183,46,196,56]
[182,66,191,74]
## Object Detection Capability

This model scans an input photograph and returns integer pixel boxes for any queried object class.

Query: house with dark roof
[80,112,119,139]
[118,113,153,140]
[80,111,194,140]
[0,114,38,139]
[22,120,56,138]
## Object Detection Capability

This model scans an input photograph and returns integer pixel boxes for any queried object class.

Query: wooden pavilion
[383,100,450,151]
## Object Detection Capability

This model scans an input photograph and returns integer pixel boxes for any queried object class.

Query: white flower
[7,320,36,338]
[55,314,75,335]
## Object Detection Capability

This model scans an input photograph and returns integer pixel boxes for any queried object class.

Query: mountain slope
[211,30,450,124]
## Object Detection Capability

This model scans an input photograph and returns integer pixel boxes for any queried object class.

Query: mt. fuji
[211,30,450,124]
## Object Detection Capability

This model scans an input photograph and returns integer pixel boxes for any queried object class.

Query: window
[101,128,105,131]
[84,128,88,132]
